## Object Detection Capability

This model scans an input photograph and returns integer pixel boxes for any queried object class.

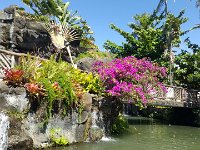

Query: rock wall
[0,6,51,53]
[0,6,91,60]
[0,80,107,149]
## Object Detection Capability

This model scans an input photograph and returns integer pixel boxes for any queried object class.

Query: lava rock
[8,135,33,150]
[81,93,92,111]
[89,127,103,142]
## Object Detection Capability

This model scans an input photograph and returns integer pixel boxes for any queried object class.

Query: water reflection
[47,117,200,150]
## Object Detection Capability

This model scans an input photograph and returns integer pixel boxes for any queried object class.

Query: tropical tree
[104,13,165,60]
[21,0,81,26]
[104,11,187,62]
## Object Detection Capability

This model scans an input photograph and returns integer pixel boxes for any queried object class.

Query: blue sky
[1,0,200,53]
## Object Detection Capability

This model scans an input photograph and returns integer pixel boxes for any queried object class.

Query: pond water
[47,117,200,150]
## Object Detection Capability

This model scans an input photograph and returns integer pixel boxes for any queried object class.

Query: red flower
[25,83,41,95]
[3,68,24,86]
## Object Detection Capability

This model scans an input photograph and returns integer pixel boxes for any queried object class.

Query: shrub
[68,68,103,95]
[93,56,167,106]
[50,128,69,146]
[13,56,103,119]
[111,113,129,135]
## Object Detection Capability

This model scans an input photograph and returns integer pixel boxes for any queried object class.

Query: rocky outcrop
[8,135,33,150]
[76,57,112,72]
[92,96,123,135]
[0,6,91,60]
[0,6,51,53]
[0,80,116,149]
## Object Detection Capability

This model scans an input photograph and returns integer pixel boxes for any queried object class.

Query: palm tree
[155,0,200,85]
[155,0,174,85]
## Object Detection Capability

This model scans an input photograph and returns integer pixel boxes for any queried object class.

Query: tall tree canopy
[104,10,188,63]
[174,39,200,89]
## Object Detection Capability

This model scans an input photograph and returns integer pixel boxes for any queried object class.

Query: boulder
[77,57,96,72]
[81,93,92,111]
[77,57,112,72]
[8,135,33,150]
[89,127,103,142]
[0,81,29,112]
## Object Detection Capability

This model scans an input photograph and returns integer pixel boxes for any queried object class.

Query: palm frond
[156,0,167,13]
[197,0,200,7]
[181,24,200,36]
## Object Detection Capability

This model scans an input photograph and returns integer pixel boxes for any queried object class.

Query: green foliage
[68,68,104,95]
[104,10,188,64]
[35,59,77,117]
[50,128,69,146]
[15,55,103,119]
[111,113,129,135]
[75,50,115,62]
[22,0,77,25]
[15,55,41,82]
[174,38,200,89]
[22,0,82,27]
[7,110,25,120]
[16,56,76,118]
[78,21,98,49]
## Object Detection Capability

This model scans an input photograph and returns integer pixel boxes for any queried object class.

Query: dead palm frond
[44,22,80,67]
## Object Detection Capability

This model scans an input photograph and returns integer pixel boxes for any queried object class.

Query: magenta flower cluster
[92,56,167,105]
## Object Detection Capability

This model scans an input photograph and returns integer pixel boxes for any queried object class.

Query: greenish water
[48,117,200,150]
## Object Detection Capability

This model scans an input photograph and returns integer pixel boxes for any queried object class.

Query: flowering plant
[24,83,45,96]
[92,56,167,105]
[3,68,24,87]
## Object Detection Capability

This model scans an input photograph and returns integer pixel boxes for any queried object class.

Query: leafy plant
[21,0,80,26]
[24,82,45,96]
[15,55,41,83]
[174,38,200,89]
[67,67,104,95]
[50,128,69,146]
[33,57,77,117]
[111,113,129,135]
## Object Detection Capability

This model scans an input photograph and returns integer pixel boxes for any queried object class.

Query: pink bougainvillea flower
[92,56,167,105]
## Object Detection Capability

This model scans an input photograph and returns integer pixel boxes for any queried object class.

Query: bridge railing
[152,85,200,107]
[0,49,17,78]
[0,49,46,79]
